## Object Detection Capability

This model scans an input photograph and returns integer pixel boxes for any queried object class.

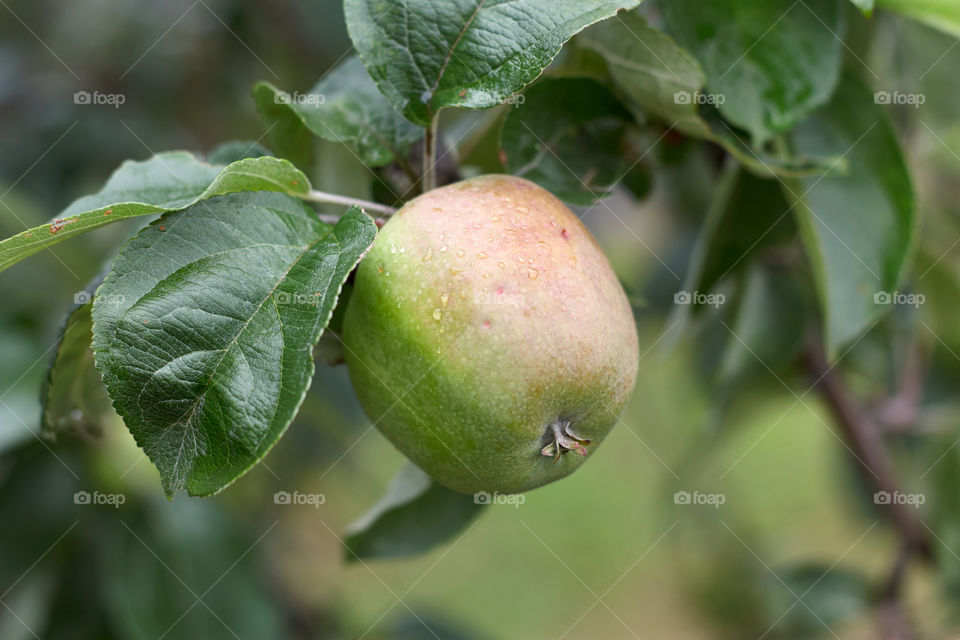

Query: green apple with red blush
[343,174,639,495]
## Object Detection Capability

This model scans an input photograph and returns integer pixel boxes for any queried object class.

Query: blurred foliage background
[2,1,960,638]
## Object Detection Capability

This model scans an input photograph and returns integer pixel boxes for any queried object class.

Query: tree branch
[804,340,932,560]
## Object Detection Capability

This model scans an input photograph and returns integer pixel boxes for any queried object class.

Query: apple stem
[540,420,591,463]
[422,114,439,193]
[301,190,397,216]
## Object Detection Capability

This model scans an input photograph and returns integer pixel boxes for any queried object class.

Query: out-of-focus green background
[1,1,959,638]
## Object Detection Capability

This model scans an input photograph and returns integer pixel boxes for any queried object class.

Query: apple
[343,175,638,494]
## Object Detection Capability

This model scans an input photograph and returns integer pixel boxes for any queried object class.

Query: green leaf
[254,56,424,169]
[206,140,271,164]
[344,463,485,561]
[785,73,915,354]
[579,11,842,177]
[850,0,874,14]
[41,275,114,440]
[0,153,310,274]
[763,565,871,637]
[579,12,704,131]
[680,163,796,308]
[717,264,806,386]
[661,0,846,145]
[91,194,377,497]
[344,0,641,126]
[878,0,960,38]
[499,78,633,205]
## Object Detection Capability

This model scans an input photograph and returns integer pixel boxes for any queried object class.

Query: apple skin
[343,175,638,494]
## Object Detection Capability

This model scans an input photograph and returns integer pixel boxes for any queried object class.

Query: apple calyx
[541,420,591,462]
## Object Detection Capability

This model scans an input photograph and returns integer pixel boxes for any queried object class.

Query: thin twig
[300,190,396,216]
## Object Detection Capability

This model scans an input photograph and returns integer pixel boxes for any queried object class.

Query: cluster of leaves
[3,2,960,630]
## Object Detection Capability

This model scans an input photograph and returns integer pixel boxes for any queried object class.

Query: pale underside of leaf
[253,57,424,168]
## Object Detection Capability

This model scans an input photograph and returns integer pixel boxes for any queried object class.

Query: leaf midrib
[129,226,333,474]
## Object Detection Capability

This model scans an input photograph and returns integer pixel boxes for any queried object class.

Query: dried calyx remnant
[541,420,591,462]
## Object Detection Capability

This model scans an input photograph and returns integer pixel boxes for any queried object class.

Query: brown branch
[804,341,932,560]
[875,599,915,640]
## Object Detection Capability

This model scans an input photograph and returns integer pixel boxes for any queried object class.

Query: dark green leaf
[763,565,871,638]
[718,264,806,386]
[579,11,705,131]
[381,612,486,640]
[661,0,846,145]
[785,73,914,355]
[579,11,842,177]
[344,0,640,126]
[254,56,424,168]
[102,500,284,640]
[878,0,960,38]
[91,195,377,496]
[0,153,310,274]
[680,163,796,307]
[499,78,633,205]
[344,463,485,561]
[41,275,114,440]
